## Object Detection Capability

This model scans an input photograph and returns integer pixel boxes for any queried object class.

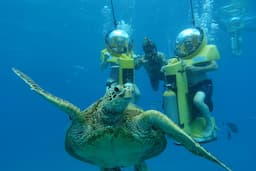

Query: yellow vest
[100,48,135,84]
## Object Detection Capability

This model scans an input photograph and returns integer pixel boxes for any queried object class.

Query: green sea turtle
[12,68,232,171]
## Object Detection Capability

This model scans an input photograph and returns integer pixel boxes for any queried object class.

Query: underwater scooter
[101,0,135,87]
[162,0,220,142]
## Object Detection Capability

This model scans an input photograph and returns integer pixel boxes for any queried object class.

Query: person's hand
[184,64,199,73]
[104,52,111,62]
[160,65,166,72]
[137,57,147,63]
[141,58,148,63]
[101,52,112,71]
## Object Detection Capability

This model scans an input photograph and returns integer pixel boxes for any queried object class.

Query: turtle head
[102,83,134,115]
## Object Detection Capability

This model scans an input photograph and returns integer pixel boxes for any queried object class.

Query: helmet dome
[106,29,130,54]
[174,27,205,57]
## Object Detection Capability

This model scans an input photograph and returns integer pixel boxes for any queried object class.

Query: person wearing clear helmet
[100,29,140,103]
[161,27,220,143]
[135,37,167,91]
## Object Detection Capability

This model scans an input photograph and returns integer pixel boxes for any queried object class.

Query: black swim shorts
[189,79,213,112]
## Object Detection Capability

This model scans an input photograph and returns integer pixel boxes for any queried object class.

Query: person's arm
[158,52,168,66]
[134,55,145,69]
[185,60,218,73]
[100,51,111,71]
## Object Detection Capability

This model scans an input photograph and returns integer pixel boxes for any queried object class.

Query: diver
[218,2,256,56]
[218,3,244,56]
[135,37,168,91]
[161,27,220,143]
[100,28,140,103]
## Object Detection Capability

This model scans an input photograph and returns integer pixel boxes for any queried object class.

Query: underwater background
[1,0,256,170]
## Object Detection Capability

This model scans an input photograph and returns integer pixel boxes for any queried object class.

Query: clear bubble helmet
[105,29,131,54]
[174,27,206,58]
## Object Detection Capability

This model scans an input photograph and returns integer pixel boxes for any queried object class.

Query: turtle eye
[114,86,120,92]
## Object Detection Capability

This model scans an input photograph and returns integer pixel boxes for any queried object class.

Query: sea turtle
[12,68,232,171]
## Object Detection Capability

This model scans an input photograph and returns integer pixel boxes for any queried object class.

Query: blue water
[1,0,256,170]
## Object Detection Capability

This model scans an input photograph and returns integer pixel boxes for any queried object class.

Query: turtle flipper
[12,68,82,120]
[135,110,232,171]
[134,161,149,171]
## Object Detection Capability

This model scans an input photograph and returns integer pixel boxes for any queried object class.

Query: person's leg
[193,91,214,137]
